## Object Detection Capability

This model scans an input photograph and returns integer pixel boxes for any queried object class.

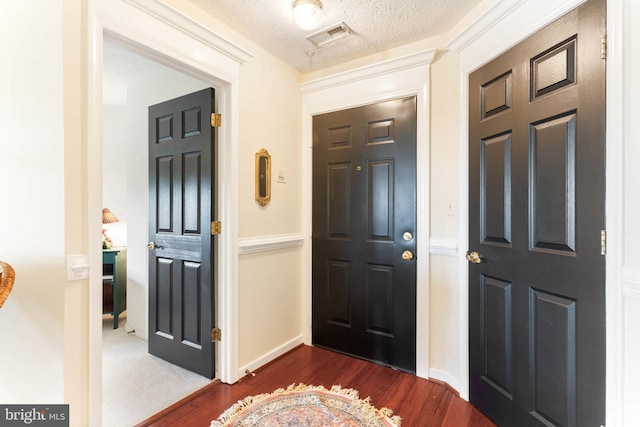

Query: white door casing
[88,0,250,423]
[447,1,623,426]
[301,50,436,380]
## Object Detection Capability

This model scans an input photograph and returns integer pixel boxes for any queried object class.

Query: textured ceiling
[188,0,484,73]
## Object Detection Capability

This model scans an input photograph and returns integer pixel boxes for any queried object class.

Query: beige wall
[238,248,302,368]
[63,0,89,423]
[0,0,89,422]
[0,0,67,402]
[427,49,464,382]
[236,48,303,368]
[429,51,461,239]
[237,49,303,238]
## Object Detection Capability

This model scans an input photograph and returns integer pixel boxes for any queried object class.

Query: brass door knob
[465,251,482,264]
[402,250,414,261]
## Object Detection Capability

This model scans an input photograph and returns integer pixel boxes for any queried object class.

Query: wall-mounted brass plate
[255,148,271,207]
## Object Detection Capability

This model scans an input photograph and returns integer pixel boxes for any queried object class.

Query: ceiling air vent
[306,22,352,48]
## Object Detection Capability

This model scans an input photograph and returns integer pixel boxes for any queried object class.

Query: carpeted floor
[102,315,212,427]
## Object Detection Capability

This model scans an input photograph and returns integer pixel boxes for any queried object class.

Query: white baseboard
[238,335,304,378]
[429,238,459,257]
[429,368,462,397]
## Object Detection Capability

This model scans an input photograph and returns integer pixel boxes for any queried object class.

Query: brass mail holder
[255,148,271,207]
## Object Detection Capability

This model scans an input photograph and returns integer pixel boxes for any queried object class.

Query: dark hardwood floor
[137,345,495,427]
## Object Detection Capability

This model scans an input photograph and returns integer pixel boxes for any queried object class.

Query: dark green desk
[103,248,126,329]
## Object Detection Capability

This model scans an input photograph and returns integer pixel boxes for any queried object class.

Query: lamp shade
[102,208,119,224]
[293,0,323,30]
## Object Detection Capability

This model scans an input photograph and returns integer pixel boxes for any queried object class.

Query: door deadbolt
[402,232,413,242]
[401,250,414,261]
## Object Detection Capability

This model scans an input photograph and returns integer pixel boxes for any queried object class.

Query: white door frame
[88,0,250,423]
[448,0,623,424]
[300,50,436,379]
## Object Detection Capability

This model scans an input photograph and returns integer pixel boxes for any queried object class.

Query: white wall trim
[125,0,254,64]
[88,0,245,423]
[452,0,595,403]
[238,336,304,379]
[87,11,106,425]
[429,238,459,257]
[605,1,625,425]
[445,0,527,52]
[623,267,640,299]
[301,50,434,380]
[446,0,587,54]
[452,0,588,71]
[300,50,437,94]
[239,233,305,255]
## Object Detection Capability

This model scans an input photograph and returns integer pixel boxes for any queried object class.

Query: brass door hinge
[601,229,607,255]
[211,327,221,343]
[211,221,222,235]
[601,33,607,59]
[211,113,222,128]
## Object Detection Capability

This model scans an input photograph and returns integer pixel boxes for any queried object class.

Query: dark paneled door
[312,97,417,372]
[148,88,216,378]
[468,0,605,425]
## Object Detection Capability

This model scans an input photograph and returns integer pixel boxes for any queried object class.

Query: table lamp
[102,208,119,249]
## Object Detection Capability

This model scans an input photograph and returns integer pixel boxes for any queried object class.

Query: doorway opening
[300,49,436,381]
[89,2,248,419]
[101,37,214,426]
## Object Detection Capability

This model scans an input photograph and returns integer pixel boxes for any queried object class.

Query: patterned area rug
[211,383,401,427]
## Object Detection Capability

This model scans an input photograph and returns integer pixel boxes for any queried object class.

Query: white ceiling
[188,0,484,73]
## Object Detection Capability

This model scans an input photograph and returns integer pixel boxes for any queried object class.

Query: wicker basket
[0,261,15,309]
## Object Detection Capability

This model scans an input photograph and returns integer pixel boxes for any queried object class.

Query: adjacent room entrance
[312,97,418,372]
[147,88,218,378]
[467,0,606,425]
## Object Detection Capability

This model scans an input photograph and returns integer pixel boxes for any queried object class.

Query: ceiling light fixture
[292,0,323,31]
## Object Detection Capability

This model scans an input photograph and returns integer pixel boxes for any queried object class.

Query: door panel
[530,113,577,252]
[481,133,512,246]
[529,289,576,427]
[480,275,513,400]
[148,88,216,378]
[469,0,605,425]
[313,97,417,372]
[328,162,352,238]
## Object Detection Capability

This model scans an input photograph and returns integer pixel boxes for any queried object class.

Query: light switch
[67,255,89,281]
[446,199,456,216]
